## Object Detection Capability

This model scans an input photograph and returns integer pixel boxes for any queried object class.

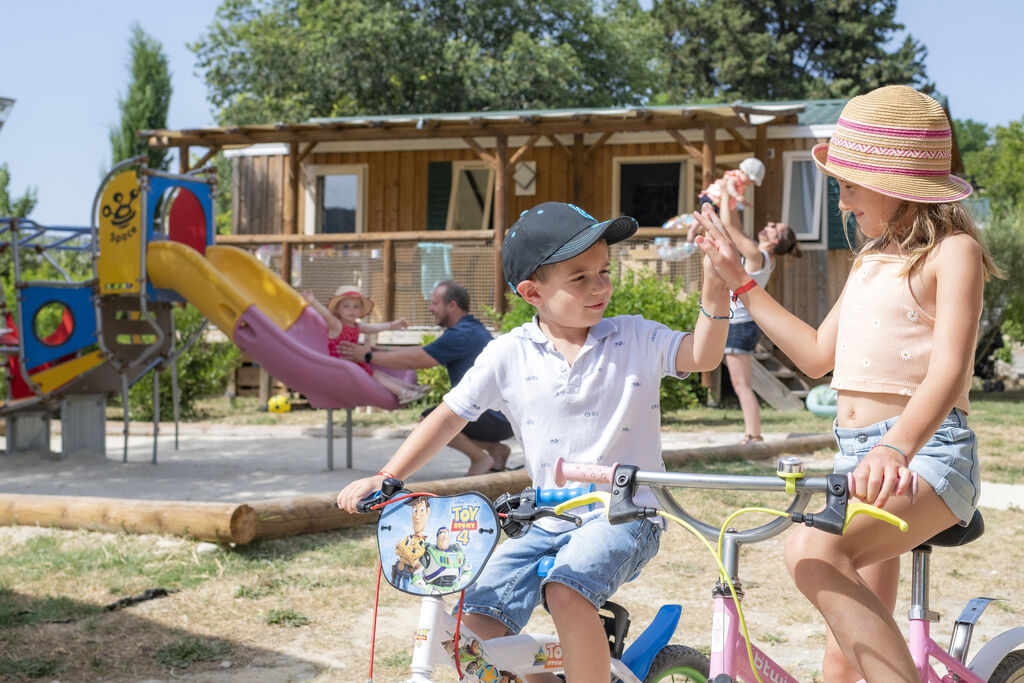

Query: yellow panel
[96,171,143,294]
[32,350,105,394]
[146,241,249,339]
[205,246,306,331]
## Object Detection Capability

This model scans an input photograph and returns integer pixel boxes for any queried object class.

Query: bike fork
[409,595,450,682]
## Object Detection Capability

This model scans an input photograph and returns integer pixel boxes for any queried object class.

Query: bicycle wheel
[643,644,710,682]
[990,649,1024,683]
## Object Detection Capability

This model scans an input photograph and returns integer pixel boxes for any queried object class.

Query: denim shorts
[725,320,761,355]
[832,408,980,525]
[460,512,662,634]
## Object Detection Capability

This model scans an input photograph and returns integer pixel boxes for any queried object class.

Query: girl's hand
[337,475,386,513]
[849,446,916,510]
[692,204,749,288]
[391,319,408,331]
[300,289,316,303]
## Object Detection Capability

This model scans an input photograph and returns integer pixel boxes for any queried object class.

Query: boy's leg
[545,582,607,681]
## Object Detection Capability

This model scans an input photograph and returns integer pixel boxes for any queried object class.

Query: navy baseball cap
[501,202,638,293]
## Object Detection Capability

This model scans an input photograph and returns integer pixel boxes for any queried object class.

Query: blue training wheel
[806,384,838,418]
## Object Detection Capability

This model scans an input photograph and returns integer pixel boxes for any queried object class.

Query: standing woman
[717,201,801,443]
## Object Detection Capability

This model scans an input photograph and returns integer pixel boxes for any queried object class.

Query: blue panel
[19,286,98,368]
[145,175,214,301]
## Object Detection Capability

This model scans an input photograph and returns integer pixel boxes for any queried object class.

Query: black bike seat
[915,509,984,550]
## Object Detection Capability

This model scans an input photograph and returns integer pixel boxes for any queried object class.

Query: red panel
[167,189,208,255]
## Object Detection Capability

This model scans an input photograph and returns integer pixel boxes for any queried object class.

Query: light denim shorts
[832,408,980,525]
[460,512,662,634]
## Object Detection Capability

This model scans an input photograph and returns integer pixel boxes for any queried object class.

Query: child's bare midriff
[837,389,910,428]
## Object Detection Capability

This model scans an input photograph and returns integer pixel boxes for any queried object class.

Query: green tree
[110,24,172,169]
[0,163,37,217]
[191,0,662,125]
[964,118,1024,209]
[651,0,930,103]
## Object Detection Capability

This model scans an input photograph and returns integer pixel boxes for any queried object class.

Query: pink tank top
[831,254,970,412]
[328,323,372,374]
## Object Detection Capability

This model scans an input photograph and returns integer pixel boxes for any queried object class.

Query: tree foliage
[110,24,172,170]
[191,0,662,125]
[0,164,37,218]
[651,0,930,102]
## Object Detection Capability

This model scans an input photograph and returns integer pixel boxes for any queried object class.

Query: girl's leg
[724,353,761,438]
[784,486,956,683]
[545,582,608,682]
[821,557,901,682]
[372,371,428,404]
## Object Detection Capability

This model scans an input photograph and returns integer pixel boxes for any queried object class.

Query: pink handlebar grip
[553,458,618,487]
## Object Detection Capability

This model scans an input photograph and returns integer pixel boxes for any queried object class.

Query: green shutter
[826,176,856,249]
[426,161,452,230]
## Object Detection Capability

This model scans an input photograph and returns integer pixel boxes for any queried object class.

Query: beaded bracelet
[871,443,909,466]
[699,300,732,320]
[731,278,758,302]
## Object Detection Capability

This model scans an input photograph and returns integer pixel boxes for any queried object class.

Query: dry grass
[8,392,1023,681]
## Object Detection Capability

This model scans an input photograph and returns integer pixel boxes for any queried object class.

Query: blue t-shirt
[423,315,508,423]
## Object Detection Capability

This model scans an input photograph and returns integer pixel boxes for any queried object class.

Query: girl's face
[335,298,363,324]
[837,182,900,238]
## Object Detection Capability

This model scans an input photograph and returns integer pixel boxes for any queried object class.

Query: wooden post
[754,124,769,232]
[382,239,395,322]
[702,123,715,192]
[493,133,509,315]
[178,145,189,174]
[571,133,585,206]
[281,141,300,286]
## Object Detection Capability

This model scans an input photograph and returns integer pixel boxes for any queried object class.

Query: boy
[338,201,729,681]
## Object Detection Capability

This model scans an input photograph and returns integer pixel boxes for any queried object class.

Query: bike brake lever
[844,500,909,533]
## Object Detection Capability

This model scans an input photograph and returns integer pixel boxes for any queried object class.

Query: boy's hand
[337,475,386,512]
[693,205,749,289]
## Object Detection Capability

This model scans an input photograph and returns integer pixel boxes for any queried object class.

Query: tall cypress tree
[110,24,172,170]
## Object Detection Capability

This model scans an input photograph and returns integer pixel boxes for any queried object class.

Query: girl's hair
[770,225,802,259]
[850,201,1004,280]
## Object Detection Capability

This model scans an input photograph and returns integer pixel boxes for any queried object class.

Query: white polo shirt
[444,315,691,528]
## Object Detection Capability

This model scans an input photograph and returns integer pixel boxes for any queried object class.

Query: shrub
[495,266,706,410]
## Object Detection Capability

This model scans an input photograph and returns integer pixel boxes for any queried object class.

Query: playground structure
[1,157,411,469]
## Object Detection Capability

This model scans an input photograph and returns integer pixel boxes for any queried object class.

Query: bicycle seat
[914,509,984,550]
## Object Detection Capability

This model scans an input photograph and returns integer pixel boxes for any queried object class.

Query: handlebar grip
[536,485,594,506]
[355,490,384,513]
[553,458,617,487]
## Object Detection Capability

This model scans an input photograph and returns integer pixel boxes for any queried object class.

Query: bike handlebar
[553,461,618,487]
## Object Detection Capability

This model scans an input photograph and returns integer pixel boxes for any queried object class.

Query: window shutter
[826,176,856,249]
[426,161,452,230]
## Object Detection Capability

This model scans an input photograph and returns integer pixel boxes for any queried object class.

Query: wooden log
[0,494,257,544]
[663,433,835,465]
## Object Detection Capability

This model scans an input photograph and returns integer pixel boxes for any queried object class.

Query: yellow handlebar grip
[844,501,909,533]
[553,492,611,516]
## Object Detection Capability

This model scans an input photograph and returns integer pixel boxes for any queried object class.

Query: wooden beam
[581,131,613,163]
[667,129,704,161]
[382,239,395,322]
[296,142,316,164]
[185,146,221,173]
[178,145,189,174]
[462,136,498,169]
[506,134,541,170]
[754,123,769,231]
[571,134,585,206]
[726,127,754,151]
[216,229,495,246]
[702,123,716,192]
[546,134,570,159]
[493,134,509,315]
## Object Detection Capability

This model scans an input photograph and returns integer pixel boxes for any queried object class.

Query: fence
[215,228,703,330]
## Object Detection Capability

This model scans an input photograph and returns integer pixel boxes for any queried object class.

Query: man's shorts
[832,407,980,525]
[725,320,761,355]
[421,405,513,443]
[460,512,662,634]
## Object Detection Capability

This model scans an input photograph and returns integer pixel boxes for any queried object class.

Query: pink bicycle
[552,457,1024,683]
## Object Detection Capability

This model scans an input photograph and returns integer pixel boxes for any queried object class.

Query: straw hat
[327,286,375,317]
[812,85,972,204]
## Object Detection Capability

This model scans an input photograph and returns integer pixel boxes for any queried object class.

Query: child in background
[699,157,765,212]
[303,286,429,405]
[339,201,731,681]
[694,85,1001,682]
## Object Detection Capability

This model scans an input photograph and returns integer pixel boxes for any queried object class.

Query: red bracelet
[378,470,397,479]
[731,279,758,302]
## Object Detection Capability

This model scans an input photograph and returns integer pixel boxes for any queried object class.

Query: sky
[1,0,1022,227]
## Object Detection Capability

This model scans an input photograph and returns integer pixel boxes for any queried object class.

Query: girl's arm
[301,290,342,338]
[694,205,839,377]
[719,201,764,271]
[358,319,408,334]
[675,253,731,372]
[337,404,467,512]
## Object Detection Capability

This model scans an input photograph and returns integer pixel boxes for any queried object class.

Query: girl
[694,85,1002,682]
[303,286,429,405]
[716,200,801,443]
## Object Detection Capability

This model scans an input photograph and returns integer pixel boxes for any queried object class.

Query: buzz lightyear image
[413,525,471,593]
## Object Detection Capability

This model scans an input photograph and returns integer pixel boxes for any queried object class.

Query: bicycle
[552,456,1024,683]
[355,478,706,683]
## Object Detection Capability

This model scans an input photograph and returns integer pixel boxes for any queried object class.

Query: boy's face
[520,240,611,329]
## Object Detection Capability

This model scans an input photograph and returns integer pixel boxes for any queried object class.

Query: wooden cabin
[142,100,967,331]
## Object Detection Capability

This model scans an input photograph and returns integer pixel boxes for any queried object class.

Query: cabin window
[303,164,366,234]
[446,161,494,230]
[614,159,690,227]
[781,151,826,246]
